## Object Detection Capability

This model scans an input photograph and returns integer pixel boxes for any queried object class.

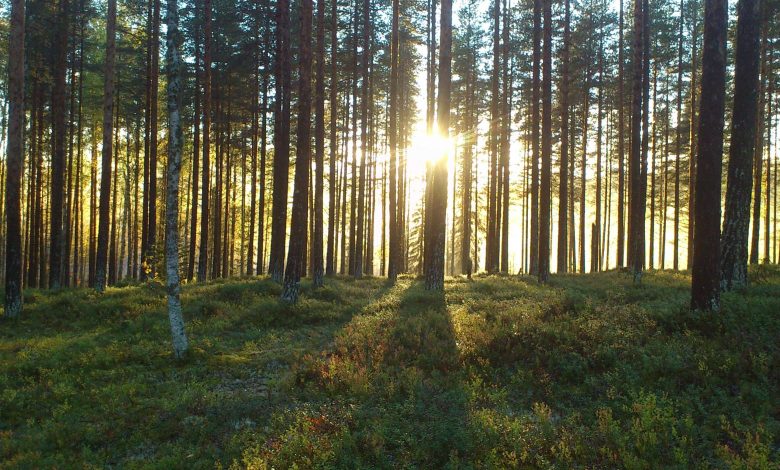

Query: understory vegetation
[1,268,779,468]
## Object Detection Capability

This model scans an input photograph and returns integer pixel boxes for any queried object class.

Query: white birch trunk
[165,0,188,358]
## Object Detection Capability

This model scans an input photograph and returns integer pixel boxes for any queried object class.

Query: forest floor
[1,267,779,468]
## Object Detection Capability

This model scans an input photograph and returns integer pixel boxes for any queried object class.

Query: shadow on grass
[247,281,471,467]
[0,276,396,467]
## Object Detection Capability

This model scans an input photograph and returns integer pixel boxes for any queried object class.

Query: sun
[406,131,456,178]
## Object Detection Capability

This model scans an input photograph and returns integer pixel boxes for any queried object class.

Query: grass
[1,267,778,468]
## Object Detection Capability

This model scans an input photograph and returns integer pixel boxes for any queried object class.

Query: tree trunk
[4,0,25,317]
[269,0,291,283]
[353,0,370,280]
[720,0,760,290]
[388,0,400,281]
[164,0,188,359]
[187,26,201,282]
[557,0,570,274]
[49,0,69,289]
[312,0,326,287]
[691,0,727,311]
[326,0,339,276]
[196,0,211,282]
[528,0,541,276]
[688,0,699,270]
[282,0,312,303]
[628,0,645,282]
[538,0,552,282]
[95,0,117,292]
[674,0,683,270]
[258,76,268,274]
[424,0,451,291]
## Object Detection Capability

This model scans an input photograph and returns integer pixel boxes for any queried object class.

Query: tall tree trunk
[674,0,684,270]
[688,0,699,270]
[579,74,589,274]
[164,0,188,359]
[557,0,570,274]
[326,0,339,276]
[269,0,291,282]
[258,76,268,274]
[487,0,501,274]
[95,0,117,292]
[187,26,200,282]
[4,0,25,317]
[312,0,326,287]
[425,0,450,291]
[197,0,211,282]
[691,0,727,311]
[628,0,645,282]
[499,0,511,274]
[538,0,552,282]
[529,0,541,276]
[388,0,400,281]
[282,0,312,303]
[49,0,69,289]
[749,33,765,265]
[89,128,97,285]
[617,0,626,268]
[353,0,370,280]
[146,0,160,277]
[593,23,604,273]
[720,0,760,290]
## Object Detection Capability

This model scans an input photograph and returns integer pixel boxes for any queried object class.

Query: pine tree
[282,0,313,303]
[691,0,727,311]
[720,0,761,290]
[538,0,552,282]
[95,0,117,292]
[3,0,25,318]
[425,0,451,291]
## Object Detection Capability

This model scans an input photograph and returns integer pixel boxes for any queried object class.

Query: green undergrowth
[1,268,778,468]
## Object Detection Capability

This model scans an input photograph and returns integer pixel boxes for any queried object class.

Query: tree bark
[557,0,570,274]
[187,25,201,282]
[49,0,69,289]
[269,0,291,283]
[388,0,400,281]
[312,0,326,287]
[164,0,188,359]
[4,0,25,317]
[691,0,727,311]
[95,0,117,292]
[197,0,211,282]
[282,0,312,303]
[538,0,552,282]
[424,0,451,291]
[720,0,761,290]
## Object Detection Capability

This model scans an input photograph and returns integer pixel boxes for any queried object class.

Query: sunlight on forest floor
[1,268,778,467]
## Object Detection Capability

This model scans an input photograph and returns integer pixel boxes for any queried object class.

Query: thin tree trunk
[197,0,211,282]
[49,0,69,289]
[558,0,570,274]
[165,0,188,359]
[95,0,117,292]
[312,0,326,287]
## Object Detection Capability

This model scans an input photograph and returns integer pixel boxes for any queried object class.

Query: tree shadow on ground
[253,280,471,468]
